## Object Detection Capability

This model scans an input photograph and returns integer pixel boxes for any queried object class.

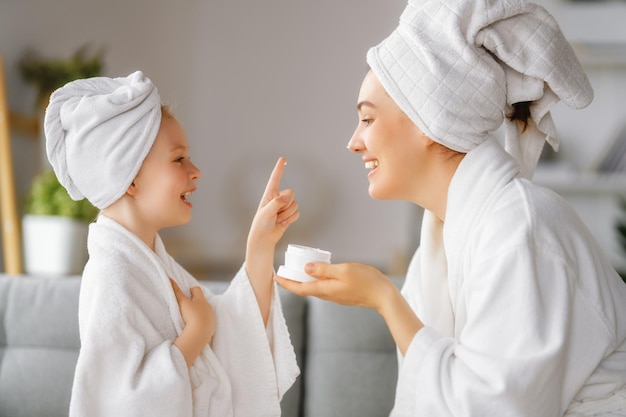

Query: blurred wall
[0,0,414,278]
[1,0,625,277]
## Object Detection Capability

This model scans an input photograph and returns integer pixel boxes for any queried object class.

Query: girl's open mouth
[181,192,192,208]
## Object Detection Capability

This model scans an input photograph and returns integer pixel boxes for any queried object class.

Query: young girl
[44,70,300,416]
[277,0,626,416]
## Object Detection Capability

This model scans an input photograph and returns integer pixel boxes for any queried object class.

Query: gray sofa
[0,274,401,417]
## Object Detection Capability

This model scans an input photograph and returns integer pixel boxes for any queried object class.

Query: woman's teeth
[365,160,379,169]
[182,192,191,203]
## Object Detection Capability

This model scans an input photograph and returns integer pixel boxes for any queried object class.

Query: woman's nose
[347,129,363,153]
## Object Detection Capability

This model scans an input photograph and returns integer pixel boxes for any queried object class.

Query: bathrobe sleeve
[209,265,299,416]
[393,238,614,416]
[70,261,193,417]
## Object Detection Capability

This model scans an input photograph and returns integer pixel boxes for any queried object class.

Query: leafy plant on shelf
[24,170,98,223]
[18,45,104,107]
[18,46,103,223]
[617,198,626,283]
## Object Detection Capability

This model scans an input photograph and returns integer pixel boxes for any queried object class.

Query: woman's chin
[368,185,390,201]
[369,182,408,201]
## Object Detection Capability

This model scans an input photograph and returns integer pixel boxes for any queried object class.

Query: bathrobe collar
[443,137,522,278]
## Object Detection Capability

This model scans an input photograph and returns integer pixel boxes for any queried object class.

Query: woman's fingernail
[305,263,315,274]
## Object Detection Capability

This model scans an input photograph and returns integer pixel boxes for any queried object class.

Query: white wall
[0,0,414,278]
[1,0,625,277]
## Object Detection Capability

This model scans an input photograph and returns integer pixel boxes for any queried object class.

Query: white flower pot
[22,215,89,276]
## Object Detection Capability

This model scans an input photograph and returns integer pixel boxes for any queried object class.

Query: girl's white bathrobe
[69,215,299,417]
[394,138,626,417]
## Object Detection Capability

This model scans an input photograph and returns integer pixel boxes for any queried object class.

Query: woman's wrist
[376,285,423,355]
[374,277,401,315]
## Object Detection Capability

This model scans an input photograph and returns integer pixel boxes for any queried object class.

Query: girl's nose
[190,162,201,179]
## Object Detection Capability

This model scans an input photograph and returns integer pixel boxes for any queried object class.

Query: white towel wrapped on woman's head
[44,71,162,209]
[366,0,594,339]
[367,0,593,179]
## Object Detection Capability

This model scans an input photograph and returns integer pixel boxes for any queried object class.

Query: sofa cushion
[0,276,81,417]
[303,277,403,417]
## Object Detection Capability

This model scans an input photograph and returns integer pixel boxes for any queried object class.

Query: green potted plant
[17,46,103,276]
[22,170,99,276]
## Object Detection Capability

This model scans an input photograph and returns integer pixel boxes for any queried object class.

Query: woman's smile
[365,160,379,170]
[365,159,379,178]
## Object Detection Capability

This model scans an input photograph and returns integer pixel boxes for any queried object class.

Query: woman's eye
[175,157,185,163]
[361,118,372,127]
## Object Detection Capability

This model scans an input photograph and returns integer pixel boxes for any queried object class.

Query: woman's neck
[415,151,465,222]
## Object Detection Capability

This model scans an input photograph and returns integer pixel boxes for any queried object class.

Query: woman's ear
[423,136,437,147]
[418,130,437,149]
[406,119,434,148]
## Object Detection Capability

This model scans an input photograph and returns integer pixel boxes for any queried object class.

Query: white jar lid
[277,244,331,282]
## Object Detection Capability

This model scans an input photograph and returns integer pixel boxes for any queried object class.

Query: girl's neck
[102,202,157,251]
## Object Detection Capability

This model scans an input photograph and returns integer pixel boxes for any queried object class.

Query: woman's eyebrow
[357,100,376,111]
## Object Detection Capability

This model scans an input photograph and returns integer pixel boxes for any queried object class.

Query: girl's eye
[361,118,372,127]
[175,157,185,163]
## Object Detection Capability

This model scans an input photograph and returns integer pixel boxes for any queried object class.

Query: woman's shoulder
[485,177,573,224]
[510,179,583,231]
[474,178,593,257]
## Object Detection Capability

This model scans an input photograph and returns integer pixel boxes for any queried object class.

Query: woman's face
[347,71,432,203]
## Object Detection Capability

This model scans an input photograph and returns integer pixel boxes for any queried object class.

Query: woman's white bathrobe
[69,215,299,417]
[394,138,626,417]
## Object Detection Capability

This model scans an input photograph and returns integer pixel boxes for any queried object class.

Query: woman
[275,0,626,415]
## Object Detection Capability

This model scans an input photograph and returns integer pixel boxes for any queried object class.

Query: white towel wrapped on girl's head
[44,71,161,209]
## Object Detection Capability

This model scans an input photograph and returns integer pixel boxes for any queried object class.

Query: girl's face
[131,115,201,231]
[347,71,433,203]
